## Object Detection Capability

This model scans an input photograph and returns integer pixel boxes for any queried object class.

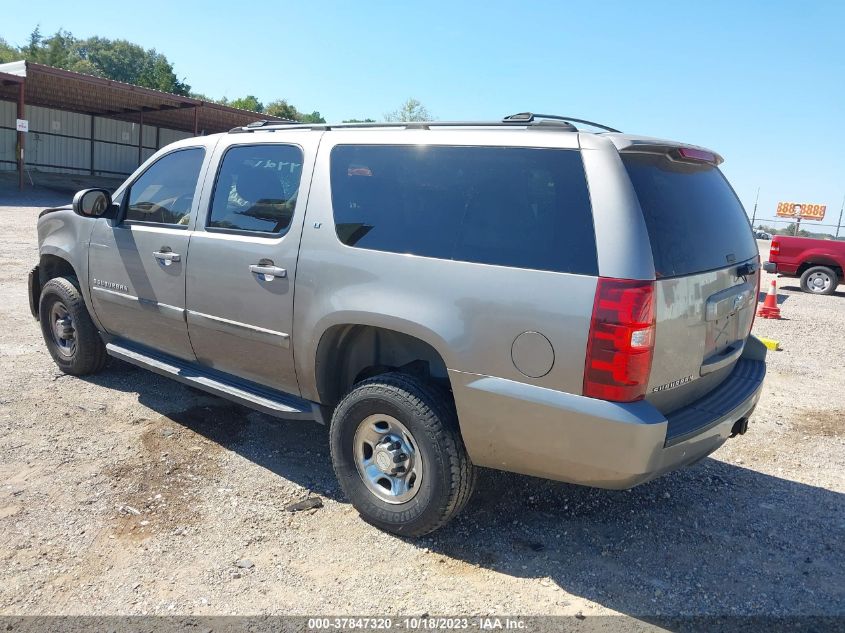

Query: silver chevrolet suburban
[29,113,767,536]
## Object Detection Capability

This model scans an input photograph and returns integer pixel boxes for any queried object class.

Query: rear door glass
[622,153,757,277]
[330,145,597,275]
[207,144,303,235]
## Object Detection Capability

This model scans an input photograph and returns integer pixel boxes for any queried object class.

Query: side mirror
[72,189,115,218]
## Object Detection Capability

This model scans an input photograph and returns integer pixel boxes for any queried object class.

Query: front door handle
[250,260,287,280]
[153,248,181,265]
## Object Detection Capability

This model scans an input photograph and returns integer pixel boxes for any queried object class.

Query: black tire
[799,265,839,295]
[38,277,107,375]
[329,373,476,537]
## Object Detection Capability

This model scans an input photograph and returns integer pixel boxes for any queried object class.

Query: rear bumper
[451,336,767,489]
[764,260,800,275]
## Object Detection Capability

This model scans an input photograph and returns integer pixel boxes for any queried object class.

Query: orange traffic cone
[757,279,782,319]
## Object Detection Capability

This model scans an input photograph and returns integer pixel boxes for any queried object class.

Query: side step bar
[106,341,315,421]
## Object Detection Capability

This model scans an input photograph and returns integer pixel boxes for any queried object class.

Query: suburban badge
[652,375,695,393]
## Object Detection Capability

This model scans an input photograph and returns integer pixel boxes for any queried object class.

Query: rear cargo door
[621,151,760,414]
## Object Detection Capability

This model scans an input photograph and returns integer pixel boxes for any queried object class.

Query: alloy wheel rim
[353,414,422,504]
[50,301,76,357]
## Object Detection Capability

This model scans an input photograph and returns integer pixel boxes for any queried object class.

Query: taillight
[770,239,780,257]
[675,147,718,164]
[583,278,655,402]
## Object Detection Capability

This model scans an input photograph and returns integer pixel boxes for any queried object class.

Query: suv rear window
[622,152,757,278]
[330,145,597,275]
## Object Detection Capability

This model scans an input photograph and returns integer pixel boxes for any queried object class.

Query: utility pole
[751,187,760,228]
[837,194,844,239]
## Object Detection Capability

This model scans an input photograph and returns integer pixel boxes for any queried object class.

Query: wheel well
[315,325,449,406]
[39,254,77,285]
[798,261,843,279]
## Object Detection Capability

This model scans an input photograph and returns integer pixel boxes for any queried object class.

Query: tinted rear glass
[330,145,597,275]
[622,153,757,277]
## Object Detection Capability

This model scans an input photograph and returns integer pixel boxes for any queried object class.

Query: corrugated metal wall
[94,118,143,176]
[159,127,193,147]
[27,105,91,174]
[0,100,15,172]
[0,98,198,177]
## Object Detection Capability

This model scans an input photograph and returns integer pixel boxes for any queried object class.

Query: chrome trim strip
[187,310,290,348]
[91,286,185,321]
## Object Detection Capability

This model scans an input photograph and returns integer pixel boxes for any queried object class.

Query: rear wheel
[329,373,476,536]
[800,266,838,295]
[38,277,107,375]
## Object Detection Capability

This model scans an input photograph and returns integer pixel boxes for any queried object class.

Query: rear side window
[330,145,597,275]
[207,144,303,235]
[622,153,757,277]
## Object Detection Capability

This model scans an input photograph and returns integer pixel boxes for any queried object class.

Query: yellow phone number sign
[776,202,826,220]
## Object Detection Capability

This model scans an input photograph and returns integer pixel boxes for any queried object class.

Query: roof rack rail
[227,113,621,134]
[228,121,520,134]
[230,118,299,133]
[503,112,621,133]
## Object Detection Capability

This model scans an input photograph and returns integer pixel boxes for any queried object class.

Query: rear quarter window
[622,153,757,277]
[330,145,597,275]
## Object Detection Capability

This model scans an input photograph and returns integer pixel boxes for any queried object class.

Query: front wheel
[800,266,839,295]
[38,277,107,375]
[329,373,476,536]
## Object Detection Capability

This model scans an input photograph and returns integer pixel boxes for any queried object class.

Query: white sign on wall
[15,119,28,133]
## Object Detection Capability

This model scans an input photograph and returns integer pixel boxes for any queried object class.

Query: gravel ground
[0,188,843,621]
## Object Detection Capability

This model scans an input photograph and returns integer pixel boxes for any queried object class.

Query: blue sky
[4,0,844,227]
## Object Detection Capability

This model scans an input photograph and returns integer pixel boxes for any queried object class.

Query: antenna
[751,187,760,228]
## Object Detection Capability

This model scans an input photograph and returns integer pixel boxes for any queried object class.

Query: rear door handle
[250,262,287,280]
[153,249,181,265]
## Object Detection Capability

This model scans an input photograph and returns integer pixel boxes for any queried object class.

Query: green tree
[299,111,326,123]
[343,118,377,123]
[0,38,18,63]
[783,223,811,237]
[188,91,216,103]
[4,25,333,118]
[78,37,190,94]
[12,28,191,95]
[264,100,326,122]
[384,98,432,122]
[26,26,42,57]
[38,30,80,69]
[265,99,299,120]
[229,95,264,113]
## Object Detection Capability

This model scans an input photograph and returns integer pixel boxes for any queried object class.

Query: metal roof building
[0,60,283,189]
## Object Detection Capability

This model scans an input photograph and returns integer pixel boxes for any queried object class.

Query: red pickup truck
[763,235,845,295]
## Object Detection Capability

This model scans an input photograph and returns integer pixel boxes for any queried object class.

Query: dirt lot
[0,186,843,620]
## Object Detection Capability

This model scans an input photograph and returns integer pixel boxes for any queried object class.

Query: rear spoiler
[605,135,724,165]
